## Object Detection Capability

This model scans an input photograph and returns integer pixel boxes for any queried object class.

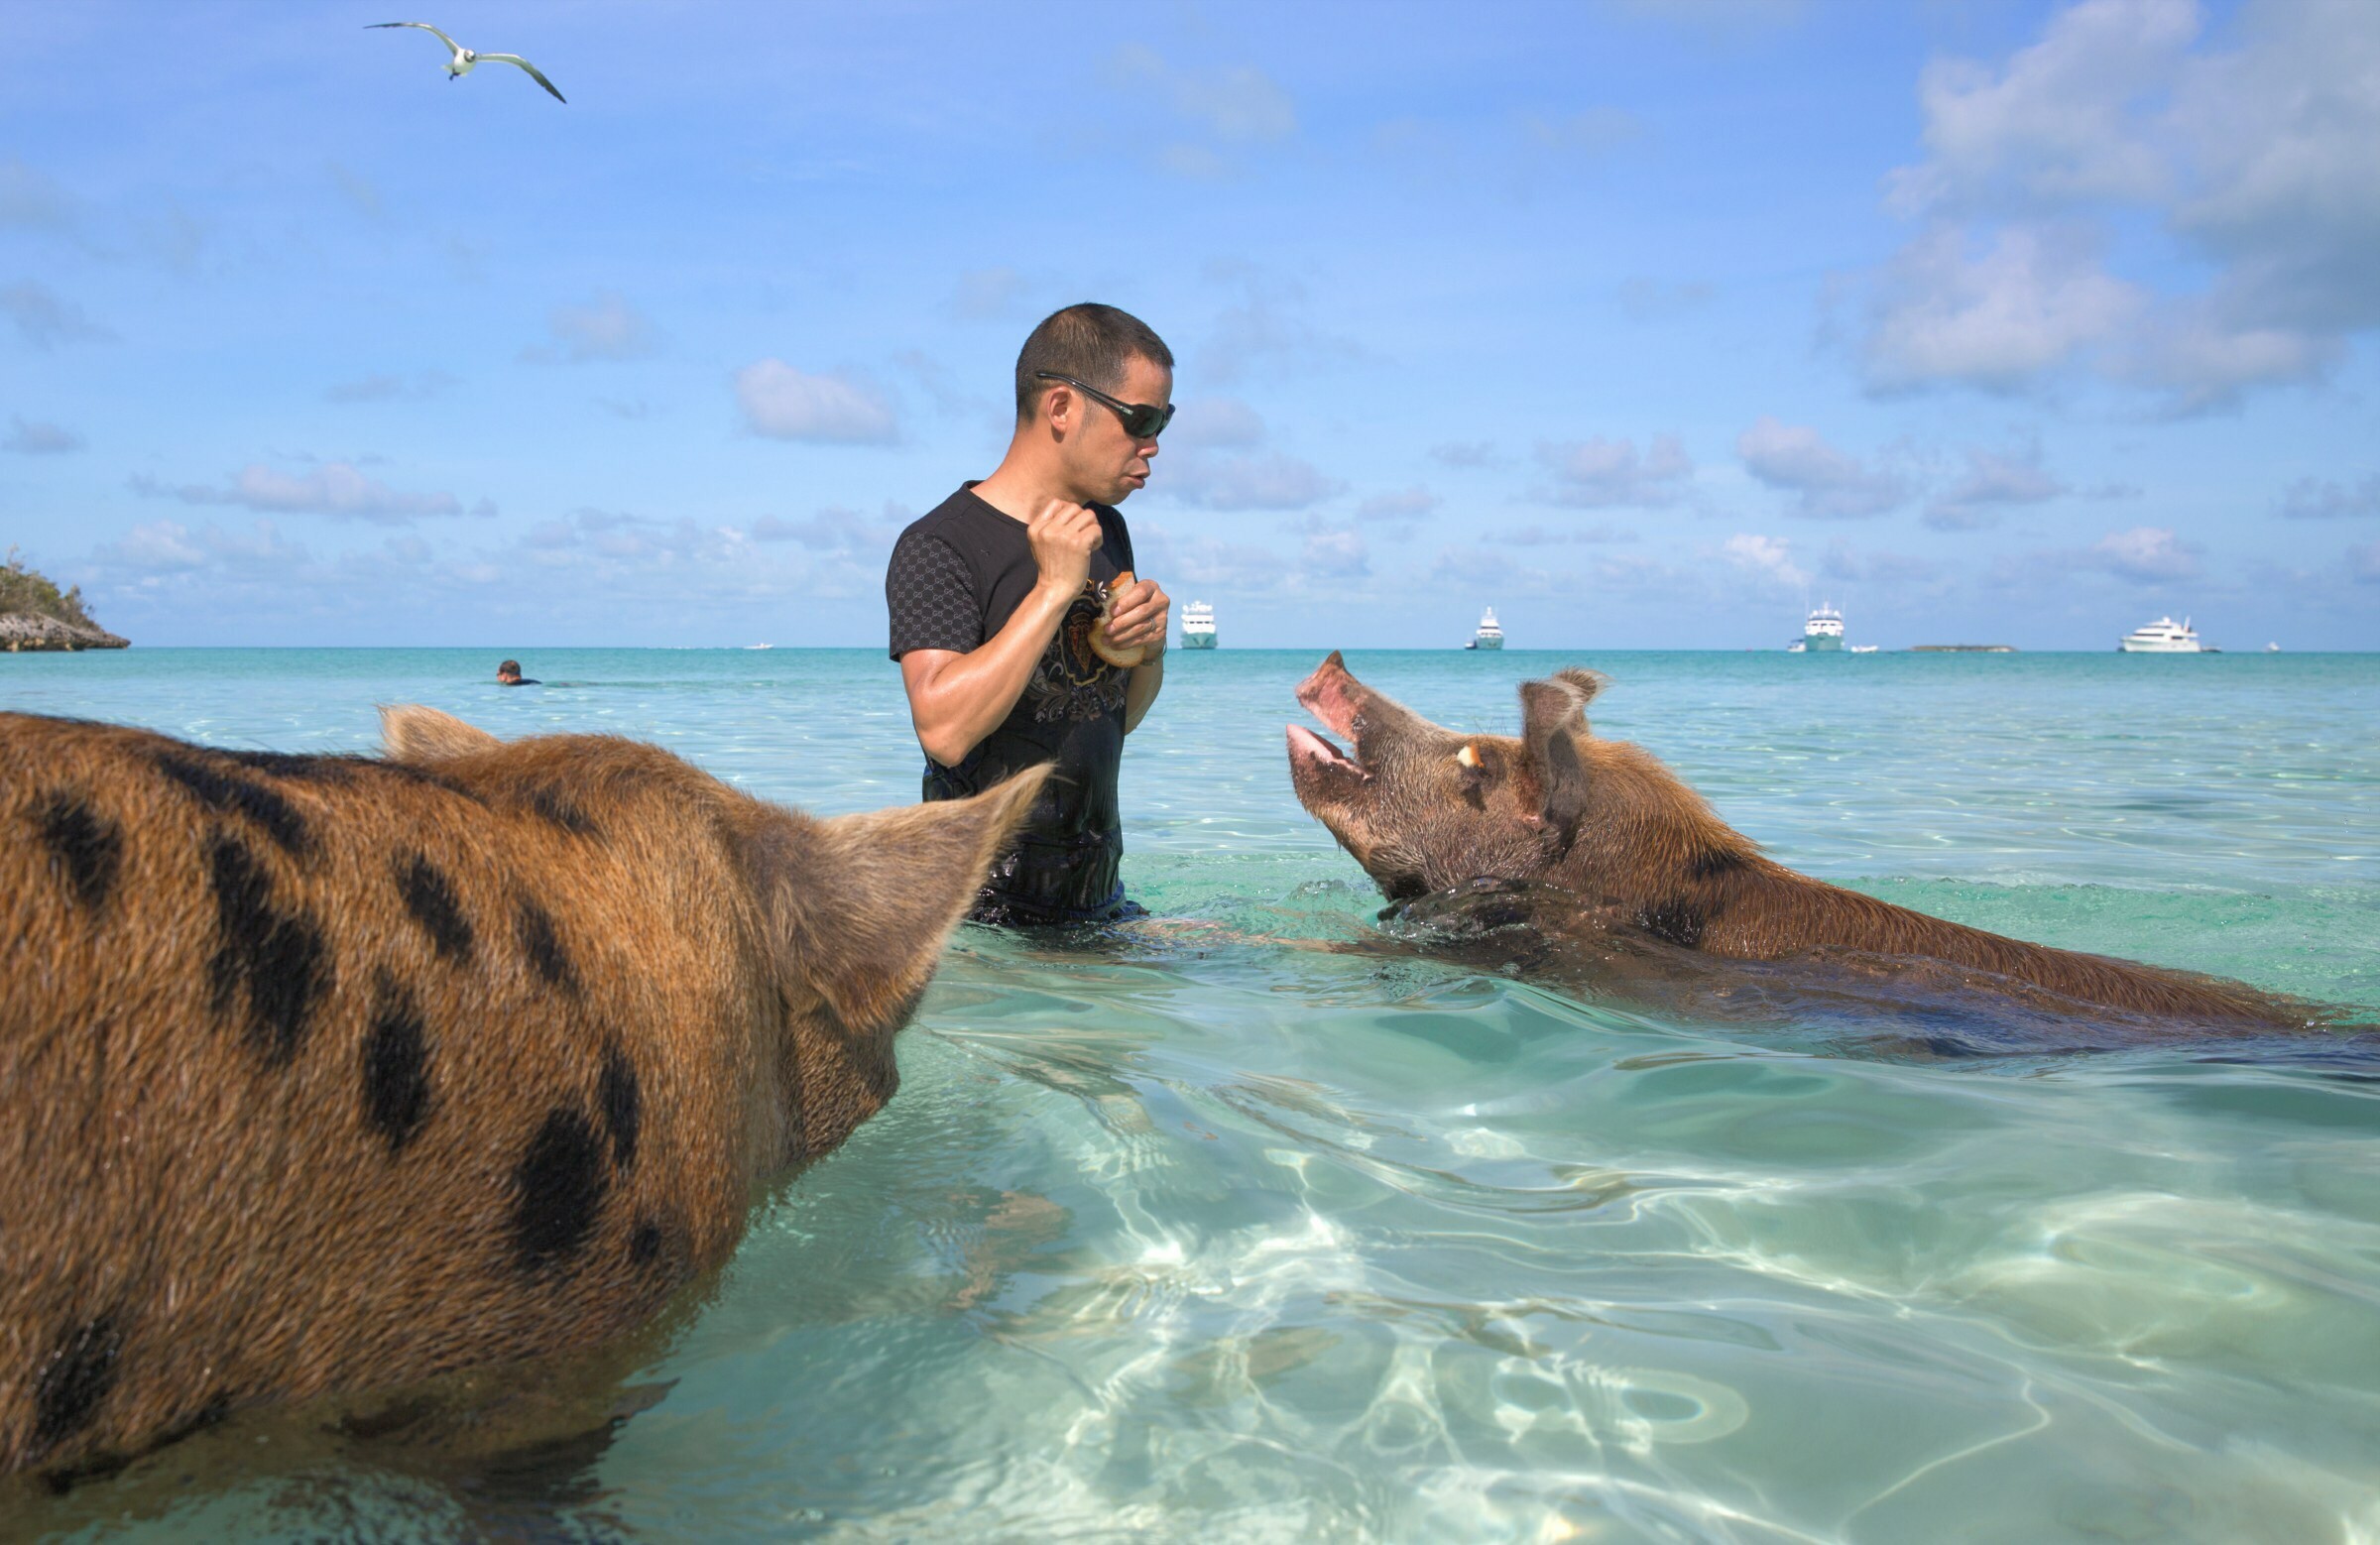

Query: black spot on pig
[598,1047,640,1170]
[157,753,310,857]
[222,750,354,782]
[38,792,120,910]
[362,977,433,1155]
[512,1109,608,1271]
[32,1312,124,1453]
[515,898,578,995]
[396,852,474,963]
[205,835,331,1067]
[524,784,601,839]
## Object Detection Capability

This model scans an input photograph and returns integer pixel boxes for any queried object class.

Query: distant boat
[1467,607,1504,651]
[745,643,774,650]
[2118,616,2202,653]
[1181,600,1217,650]
[2265,642,2281,653]
[1848,644,1879,654]
[1794,601,1844,654]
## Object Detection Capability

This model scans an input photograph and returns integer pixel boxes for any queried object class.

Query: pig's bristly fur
[0,707,1044,1482]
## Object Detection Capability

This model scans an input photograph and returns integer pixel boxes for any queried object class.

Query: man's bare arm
[899,501,1102,768]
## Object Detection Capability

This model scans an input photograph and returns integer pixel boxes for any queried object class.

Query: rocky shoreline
[0,612,130,652]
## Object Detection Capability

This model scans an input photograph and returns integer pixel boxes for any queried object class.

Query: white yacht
[2118,616,2202,653]
[1181,600,1217,650]
[1467,607,1504,651]
[1800,601,1844,653]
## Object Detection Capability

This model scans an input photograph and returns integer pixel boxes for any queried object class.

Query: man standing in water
[885,302,1173,924]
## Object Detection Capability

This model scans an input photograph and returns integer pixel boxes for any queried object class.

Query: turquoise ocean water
[7,647,2378,1543]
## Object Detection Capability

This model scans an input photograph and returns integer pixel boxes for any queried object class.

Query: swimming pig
[1286,653,2324,1034]
[0,706,1045,1484]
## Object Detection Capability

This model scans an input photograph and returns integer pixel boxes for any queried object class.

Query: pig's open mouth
[1289,652,1372,784]
[1286,722,1368,780]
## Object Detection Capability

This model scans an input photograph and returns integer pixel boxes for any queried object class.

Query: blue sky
[3,0,2374,650]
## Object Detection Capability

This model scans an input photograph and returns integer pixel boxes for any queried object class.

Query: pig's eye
[1455,744,1480,769]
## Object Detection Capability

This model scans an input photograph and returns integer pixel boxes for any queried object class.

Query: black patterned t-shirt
[884,484,1137,922]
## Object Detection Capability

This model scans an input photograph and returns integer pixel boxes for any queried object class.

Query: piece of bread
[1091,569,1146,668]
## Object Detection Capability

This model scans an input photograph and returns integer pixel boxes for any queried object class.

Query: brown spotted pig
[1286,653,2335,1035]
[0,705,1046,1483]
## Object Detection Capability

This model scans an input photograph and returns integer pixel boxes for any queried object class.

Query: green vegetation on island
[1,547,127,651]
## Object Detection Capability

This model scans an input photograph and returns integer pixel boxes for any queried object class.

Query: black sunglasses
[1034,371,1175,439]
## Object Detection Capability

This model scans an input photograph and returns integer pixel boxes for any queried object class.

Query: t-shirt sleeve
[886,531,982,659]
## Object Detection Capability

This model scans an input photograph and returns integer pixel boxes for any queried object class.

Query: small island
[1,548,128,652]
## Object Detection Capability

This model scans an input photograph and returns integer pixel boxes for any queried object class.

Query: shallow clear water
[9,647,2378,1543]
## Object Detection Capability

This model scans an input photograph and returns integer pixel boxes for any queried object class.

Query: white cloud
[1135,526,1290,592]
[2110,298,2337,413]
[1104,47,1296,181]
[131,462,483,524]
[328,162,385,221]
[1536,433,1692,508]
[0,157,73,230]
[1889,0,2194,216]
[92,519,311,580]
[2088,525,2202,580]
[750,503,905,555]
[1302,528,1370,578]
[951,267,1026,319]
[1860,224,2142,393]
[323,370,455,405]
[1717,533,1810,591]
[1736,417,1907,519]
[1111,46,1296,144]
[2277,473,2380,520]
[1927,440,2068,530]
[1430,440,1498,468]
[1822,538,1942,586]
[734,360,898,444]
[1167,396,1266,451]
[528,290,658,363]
[1,281,112,349]
[1199,263,1364,384]
[1355,486,1440,521]
[2167,0,2380,336]
[1866,0,2380,409]
[5,416,82,454]
[1163,451,1344,512]
[1492,523,1636,546]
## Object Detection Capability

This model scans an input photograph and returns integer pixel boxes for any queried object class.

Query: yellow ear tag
[1456,743,1480,769]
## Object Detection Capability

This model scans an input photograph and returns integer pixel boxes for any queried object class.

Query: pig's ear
[379,704,501,763]
[774,766,1049,1033]
[1519,672,1601,840]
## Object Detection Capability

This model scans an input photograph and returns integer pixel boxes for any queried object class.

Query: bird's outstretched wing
[477,54,567,103]
[367,21,462,54]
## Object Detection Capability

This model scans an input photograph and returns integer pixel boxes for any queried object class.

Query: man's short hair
[1014,303,1172,421]
[499,659,521,674]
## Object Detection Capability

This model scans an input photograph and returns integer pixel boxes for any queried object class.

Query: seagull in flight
[368,22,566,103]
